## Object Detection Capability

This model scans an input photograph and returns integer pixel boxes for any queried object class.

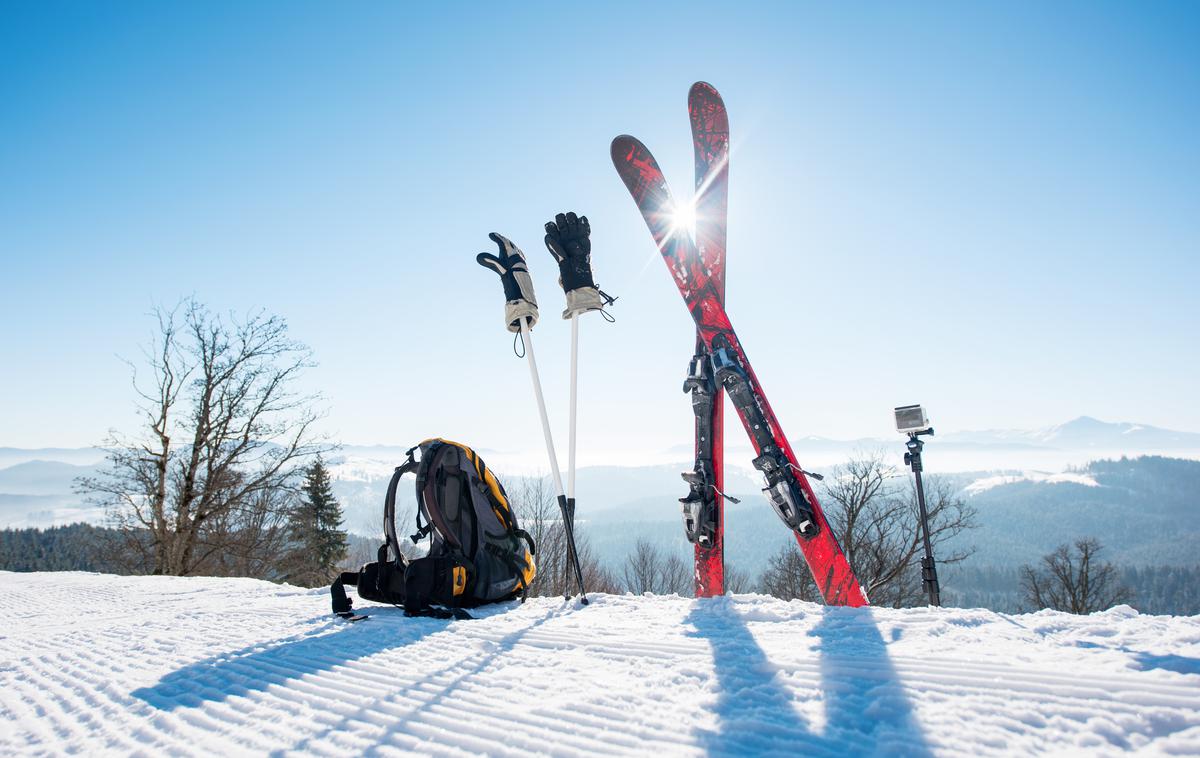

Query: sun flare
[668,197,698,240]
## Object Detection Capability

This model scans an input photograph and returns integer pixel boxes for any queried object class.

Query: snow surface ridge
[2,572,1198,756]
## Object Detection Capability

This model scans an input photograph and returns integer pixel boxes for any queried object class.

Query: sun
[668,197,698,240]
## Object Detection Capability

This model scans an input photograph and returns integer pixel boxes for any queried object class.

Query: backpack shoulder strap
[383,451,420,561]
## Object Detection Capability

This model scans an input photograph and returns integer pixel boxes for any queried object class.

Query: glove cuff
[562,288,605,319]
[505,299,539,333]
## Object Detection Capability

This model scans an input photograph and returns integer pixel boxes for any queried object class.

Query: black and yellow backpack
[331,439,536,620]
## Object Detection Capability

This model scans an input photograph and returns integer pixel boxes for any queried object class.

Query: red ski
[611,132,869,607]
[684,82,729,597]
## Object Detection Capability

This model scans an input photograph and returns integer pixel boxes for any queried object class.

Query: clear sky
[2,2,1197,460]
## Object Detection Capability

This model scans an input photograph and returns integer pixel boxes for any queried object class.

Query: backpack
[330,438,536,620]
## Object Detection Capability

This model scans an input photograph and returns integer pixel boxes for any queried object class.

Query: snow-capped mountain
[939,416,1200,450]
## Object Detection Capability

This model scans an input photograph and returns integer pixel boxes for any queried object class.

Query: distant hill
[3,421,1199,569]
[0,460,107,528]
[0,447,107,470]
[590,456,1200,577]
[945,456,1200,567]
[939,416,1200,450]
[0,460,105,495]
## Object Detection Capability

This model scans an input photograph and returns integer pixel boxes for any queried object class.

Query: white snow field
[2,573,1198,757]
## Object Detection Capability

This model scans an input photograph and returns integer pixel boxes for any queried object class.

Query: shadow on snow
[686,599,931,756]
[132,606,450,710]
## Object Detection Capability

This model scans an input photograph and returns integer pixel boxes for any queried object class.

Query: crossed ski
[612,83,869,607]
[684,82,730,598]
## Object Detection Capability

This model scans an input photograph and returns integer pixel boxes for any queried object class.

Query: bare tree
[623,539,663,594]
[509,476,566,596]
[661,552,691,596]
[814,452,976,607]
[1020,538,1133,613]
[578,540,622,595]
[623,540,657,593]
[756,544,819,601]
[506,475,616,597]
[723,562,753,595]
[77,300,330,577]
[619,539,693,595]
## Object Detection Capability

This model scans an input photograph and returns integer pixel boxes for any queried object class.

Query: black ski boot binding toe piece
[680,468,717,547]
[753,450,820,537]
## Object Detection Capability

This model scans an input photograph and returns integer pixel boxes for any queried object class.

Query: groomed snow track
[2,572,1198,756]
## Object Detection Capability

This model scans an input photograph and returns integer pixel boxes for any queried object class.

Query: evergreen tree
[285,457,348,587]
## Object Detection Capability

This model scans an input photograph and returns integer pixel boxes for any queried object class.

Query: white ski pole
[520,316,566,505]
[520,317,588,604]
[567,313,579,516]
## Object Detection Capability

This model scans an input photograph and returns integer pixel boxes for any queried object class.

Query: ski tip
[610,133,638,152]
[610,134,649,164]
[689,81,723,101]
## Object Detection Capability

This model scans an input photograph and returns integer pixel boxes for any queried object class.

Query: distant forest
[940,563,1200,616]
[3,522,1198,616]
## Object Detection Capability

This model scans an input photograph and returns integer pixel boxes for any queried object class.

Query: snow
[964,471,1101,495]
[3,573,1199,756]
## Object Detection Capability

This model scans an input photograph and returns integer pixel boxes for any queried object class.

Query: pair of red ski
[611,82,869,606]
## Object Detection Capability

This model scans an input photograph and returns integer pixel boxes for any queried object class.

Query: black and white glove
[477,232,538,333]
[544,211,606,319]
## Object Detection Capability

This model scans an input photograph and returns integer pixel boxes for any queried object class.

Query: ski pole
[567,313,579,520]
[544,212,615,592]
[477,231,587,604]
[519,316,588,604]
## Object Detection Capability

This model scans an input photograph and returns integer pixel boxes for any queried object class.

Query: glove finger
[544,221,560,240]
[565,211,579,238]
[579,215,590,236]
[477,252,507,275]
[488,232,519,260]
[544,234,566,262]
[554,213,568,234]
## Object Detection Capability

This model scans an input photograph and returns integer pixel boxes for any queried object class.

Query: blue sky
[1,2,1197,458]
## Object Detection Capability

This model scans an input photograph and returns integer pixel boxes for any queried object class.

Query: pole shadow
[686,599,930,756]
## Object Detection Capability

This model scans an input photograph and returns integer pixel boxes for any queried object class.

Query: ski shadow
[133,606,454,711]
[813,605,931,755]
[1130,651,1200,676]
[686,599,930,756]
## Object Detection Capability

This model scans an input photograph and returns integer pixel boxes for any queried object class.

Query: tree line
[7,513,1196,614]
[15,298,1185,614]
[3,456,348,587]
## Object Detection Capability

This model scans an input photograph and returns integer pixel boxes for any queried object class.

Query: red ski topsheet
[611,133,869,607]
[688,82,729,598]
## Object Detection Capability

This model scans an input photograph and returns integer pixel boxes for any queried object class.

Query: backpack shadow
[131,606,448,711]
